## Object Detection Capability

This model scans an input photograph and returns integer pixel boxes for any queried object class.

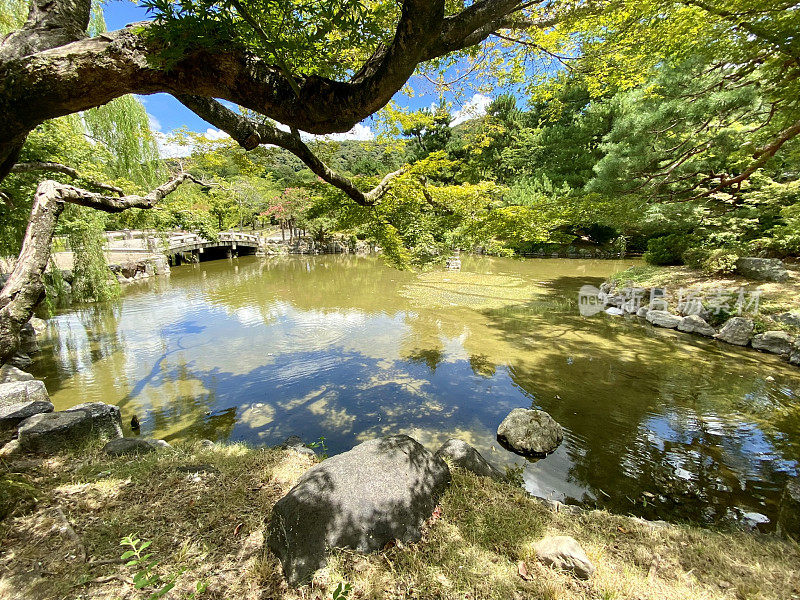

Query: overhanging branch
[0,171,208,364]
[10,161,125,195]
[177,95,406,206]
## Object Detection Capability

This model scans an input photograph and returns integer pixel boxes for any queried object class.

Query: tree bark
[0,173,205,364]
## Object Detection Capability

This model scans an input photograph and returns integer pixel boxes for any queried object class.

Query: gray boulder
[0,380,54,432]
[736,257,789,282]
[645,310,681,329]
[435,439,503,480]
[17,411,92,454]
[103,437,171,456]
[18,323,39,354]
[267,435,451,584]
[604,307,624,316]
[677,315,716,337]
[636,306,650,318]
[534,535,595,580]
[715,317,754,346]
[496,408,563,458]
[775,312,800,328]
[9,353,32,369]
[66,402,123,439]
[790,347,800,367]
[28,317,47,335]
[751,331,795,356]
[0,364,35,383]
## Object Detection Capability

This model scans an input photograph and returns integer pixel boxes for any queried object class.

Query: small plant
[120,534,197,600]
[504,463,525,487]
[308,435,328,457]
[331,581,352,600]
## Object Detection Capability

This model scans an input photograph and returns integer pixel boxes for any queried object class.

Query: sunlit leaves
[141,0,398,78]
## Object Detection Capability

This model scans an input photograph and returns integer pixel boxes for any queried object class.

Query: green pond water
[31,255,800,532]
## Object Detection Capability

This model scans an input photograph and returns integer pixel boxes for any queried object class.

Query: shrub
[683,247,739,274]
[643,234,689,265]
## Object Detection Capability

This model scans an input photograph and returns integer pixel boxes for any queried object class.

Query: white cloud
[152,128,230,158]
[147,113,162,132]
[153,131,192,159]
[321,123,374,142]
[451,93,493,126]
[285,122,375,142]
[203,128,230,141]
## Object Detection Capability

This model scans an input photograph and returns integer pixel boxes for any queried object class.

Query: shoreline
[595,264,800,368]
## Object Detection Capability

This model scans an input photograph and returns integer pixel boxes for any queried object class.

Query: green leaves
[141,0,397,78]
[120,534,189,600]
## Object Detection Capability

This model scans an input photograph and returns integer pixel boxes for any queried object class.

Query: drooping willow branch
[0,173,207,364]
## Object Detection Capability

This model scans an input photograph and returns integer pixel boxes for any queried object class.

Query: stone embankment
[597,279,800,367]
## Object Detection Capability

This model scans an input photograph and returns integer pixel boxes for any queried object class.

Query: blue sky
[103,0,497,148]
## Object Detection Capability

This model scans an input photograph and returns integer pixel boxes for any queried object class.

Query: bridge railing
[96,230,264,254]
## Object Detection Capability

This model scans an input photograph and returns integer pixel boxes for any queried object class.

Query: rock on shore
[715,317,754,346]
[268,434,451,584]
[435,438,503,480]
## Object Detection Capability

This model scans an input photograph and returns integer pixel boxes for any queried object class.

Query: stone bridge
[103,230,266,264]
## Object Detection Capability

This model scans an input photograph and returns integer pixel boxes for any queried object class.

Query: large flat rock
[17,411,92,454]
[0,364,35,384]
[0,380,53,432]
[66,402,123,440]
[736,257,789,282]
[646,310,681,329]
[751,331,795,356]
[268,434,451,585]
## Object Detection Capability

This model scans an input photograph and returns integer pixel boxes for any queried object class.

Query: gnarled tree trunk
[0,174,203,365]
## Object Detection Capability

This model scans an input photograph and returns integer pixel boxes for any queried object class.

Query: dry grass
[1,443,799,600]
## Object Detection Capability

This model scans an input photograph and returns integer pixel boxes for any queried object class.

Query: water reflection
[32,255,800,532]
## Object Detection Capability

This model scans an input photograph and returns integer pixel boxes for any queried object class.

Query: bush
[683,247,740,274]
[643,234,689,265]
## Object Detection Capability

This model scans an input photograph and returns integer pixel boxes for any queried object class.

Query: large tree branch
[0,172,204,363]
[690,117,800,200]
[177,95,405,206]
[10,161,125,195]
[0,0,568,181]
[0,0,91,60]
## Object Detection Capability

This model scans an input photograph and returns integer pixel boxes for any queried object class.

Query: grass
[1,441,799,600]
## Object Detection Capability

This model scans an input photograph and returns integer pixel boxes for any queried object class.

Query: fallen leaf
[233,522,243,537]
[518,561,532,581]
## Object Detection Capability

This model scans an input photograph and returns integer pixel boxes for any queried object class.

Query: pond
[31,255,800,533]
